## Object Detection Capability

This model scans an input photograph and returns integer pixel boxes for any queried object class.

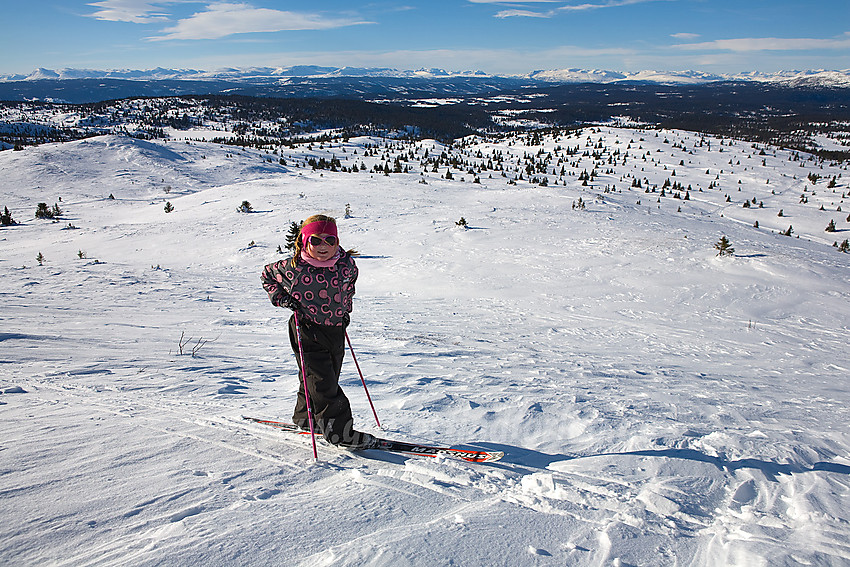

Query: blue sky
[1,0,848,75]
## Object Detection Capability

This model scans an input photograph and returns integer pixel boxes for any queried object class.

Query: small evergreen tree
[838,239,850,253]
[714,236,735,257]
[36,252,45,266]
[826,220,837,233]
[238,200,253,213]
[164,202,174,213]
[0,206,15,226]
[285,220,302,251]
[456,217,468,228]
[35,203,54,219]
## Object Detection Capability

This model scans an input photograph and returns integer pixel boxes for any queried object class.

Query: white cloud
[495,10,552,18]
[150,2,372,41]
[557,0,671,12]
[486,0,671,18]
[674,32,850,52]
[88,0,173,23]
[671,32,700,40]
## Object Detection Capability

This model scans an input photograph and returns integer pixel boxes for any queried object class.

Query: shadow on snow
[469,443,850,480]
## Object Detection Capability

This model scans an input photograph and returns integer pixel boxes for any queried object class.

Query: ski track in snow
[1,125,849,565]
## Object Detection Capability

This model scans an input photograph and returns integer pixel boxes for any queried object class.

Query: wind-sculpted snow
[1,126,849,565]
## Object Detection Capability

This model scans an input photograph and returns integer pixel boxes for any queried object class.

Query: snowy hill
[1,125,849,565]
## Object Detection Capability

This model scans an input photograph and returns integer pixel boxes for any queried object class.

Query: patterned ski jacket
[261,252,357,327]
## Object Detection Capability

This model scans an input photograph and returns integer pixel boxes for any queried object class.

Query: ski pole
[293,312,318,461]
[345,330,381,429]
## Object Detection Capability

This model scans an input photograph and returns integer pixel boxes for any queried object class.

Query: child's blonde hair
[292,214,358,267]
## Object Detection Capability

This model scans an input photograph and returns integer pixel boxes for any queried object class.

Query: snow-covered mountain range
[4,66,850,87]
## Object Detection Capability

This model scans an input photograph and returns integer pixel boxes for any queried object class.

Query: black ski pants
[288,315,355,445]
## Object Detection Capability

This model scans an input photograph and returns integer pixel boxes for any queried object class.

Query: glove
[276,291,299,311]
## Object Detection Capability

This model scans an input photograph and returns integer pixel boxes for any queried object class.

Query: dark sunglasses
[308,235,338,246]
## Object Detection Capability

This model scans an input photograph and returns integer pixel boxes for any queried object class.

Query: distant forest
[520,83,850,159]
[2,80,849,159]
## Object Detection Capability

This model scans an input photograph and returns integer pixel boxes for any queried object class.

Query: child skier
[261,214,376,449]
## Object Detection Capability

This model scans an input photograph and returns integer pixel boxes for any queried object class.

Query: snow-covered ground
[1,126,849,566]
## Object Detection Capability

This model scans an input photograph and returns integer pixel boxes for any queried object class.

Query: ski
[372,438,504,463]
[242,416,504,463]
